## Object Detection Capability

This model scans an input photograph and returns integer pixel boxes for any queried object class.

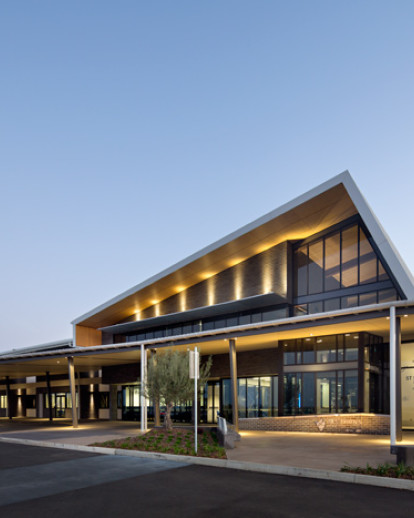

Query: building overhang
[99,293,286,335]
[72,171,414,331]
[2,301,414,380]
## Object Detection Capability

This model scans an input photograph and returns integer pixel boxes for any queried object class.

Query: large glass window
[237,379,247,418]
[206,381,220,422]
[284,369,359,415]
[283,332,372,366]
[324,234,341,291]
[236,376,278,418]
[293,222,393,299]
[221,378,232,421]
[359,229,377,284]
[308,241,324,294]
[283,373,298,416]
[315,335,337,363]
[301,373,316,414]
[344,334,359,361]
[341,226,358,288]
[247,377,259,417]
[316,372,336,413]
[296,246,308,297]
[344,370,358,412]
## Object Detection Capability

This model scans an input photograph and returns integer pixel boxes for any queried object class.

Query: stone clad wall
[239,414,390,435]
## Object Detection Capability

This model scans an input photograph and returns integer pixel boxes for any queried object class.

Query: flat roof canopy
[3,303,414,379]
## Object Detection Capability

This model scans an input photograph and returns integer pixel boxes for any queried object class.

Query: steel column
[67,356,78,428]
[140,344,148,432]
[390,306,402,445]
[229,338,239,431]
[46,372,53,421]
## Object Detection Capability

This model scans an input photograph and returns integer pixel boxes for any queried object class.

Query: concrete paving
[0,418,143,445]
[226,430,399,471]
[1,418,414,471]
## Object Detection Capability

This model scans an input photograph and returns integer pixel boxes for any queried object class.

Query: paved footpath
[0,442,413,518]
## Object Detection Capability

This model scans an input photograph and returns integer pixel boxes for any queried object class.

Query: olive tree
[144,349,212,430]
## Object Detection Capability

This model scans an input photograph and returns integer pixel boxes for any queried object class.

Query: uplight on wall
[234,262,244,300]
[262,254,274,294]
[207,276,216,306]
[201,272,215,280]
[179,289,187,312]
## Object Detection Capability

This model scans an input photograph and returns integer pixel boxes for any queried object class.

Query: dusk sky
[1,1,413,352]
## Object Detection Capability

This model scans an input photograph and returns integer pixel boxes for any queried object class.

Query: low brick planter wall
[239,414,390,435]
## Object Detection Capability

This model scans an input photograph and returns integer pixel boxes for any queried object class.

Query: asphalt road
[0,442,412,518]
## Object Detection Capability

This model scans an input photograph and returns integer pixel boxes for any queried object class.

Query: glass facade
[282,333,365,366]
[117,305,289,344]
[294,288,399,316]
[293,221,399,315]
[237,376,278,418]
[108,219,395,424]
[284,370,358,415]
[282,332,389,415]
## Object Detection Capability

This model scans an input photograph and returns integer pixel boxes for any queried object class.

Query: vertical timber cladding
[140,241,291,319]
[75,325,102,347]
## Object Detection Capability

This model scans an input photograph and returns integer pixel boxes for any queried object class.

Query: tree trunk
[164,402,173,430]
[154,398,161,427]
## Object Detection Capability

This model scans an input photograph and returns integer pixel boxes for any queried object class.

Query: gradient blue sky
[1,1,413,352]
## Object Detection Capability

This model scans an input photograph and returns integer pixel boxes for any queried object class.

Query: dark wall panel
[139,241,289,320]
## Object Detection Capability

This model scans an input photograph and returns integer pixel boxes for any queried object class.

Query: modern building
[1,171,414,449]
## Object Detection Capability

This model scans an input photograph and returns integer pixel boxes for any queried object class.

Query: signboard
[189,350,200,379]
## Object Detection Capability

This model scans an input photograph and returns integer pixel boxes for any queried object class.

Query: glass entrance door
[122,385,140,421]
[203,381,219,423]
[55,394,66,418]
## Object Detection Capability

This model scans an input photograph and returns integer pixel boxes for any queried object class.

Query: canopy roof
[73,171,414,329]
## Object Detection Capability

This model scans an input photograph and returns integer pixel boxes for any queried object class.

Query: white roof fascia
[0,338,73,357]
[341,174,414,300]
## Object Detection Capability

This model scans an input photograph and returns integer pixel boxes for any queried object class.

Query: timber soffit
[71,171,414,328]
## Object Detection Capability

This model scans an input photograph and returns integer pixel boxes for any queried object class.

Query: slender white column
[140,344,148,432]
[390,306,402,445]
[229,338,239,432]
[67,356,78,428]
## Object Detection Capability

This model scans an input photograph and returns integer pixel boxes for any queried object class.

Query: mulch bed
[92,427,227,459]
[341,463,414,480]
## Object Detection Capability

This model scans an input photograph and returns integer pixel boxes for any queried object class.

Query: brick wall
[209,349,279,378]
[239,414,390,435]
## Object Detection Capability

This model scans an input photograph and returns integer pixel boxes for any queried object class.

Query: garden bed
[92,427,227,459]
[341,463,414,480]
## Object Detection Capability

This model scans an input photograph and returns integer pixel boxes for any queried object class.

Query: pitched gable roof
[73,171,414,328]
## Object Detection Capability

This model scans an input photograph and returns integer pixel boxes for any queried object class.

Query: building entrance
[55,394,66,418]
